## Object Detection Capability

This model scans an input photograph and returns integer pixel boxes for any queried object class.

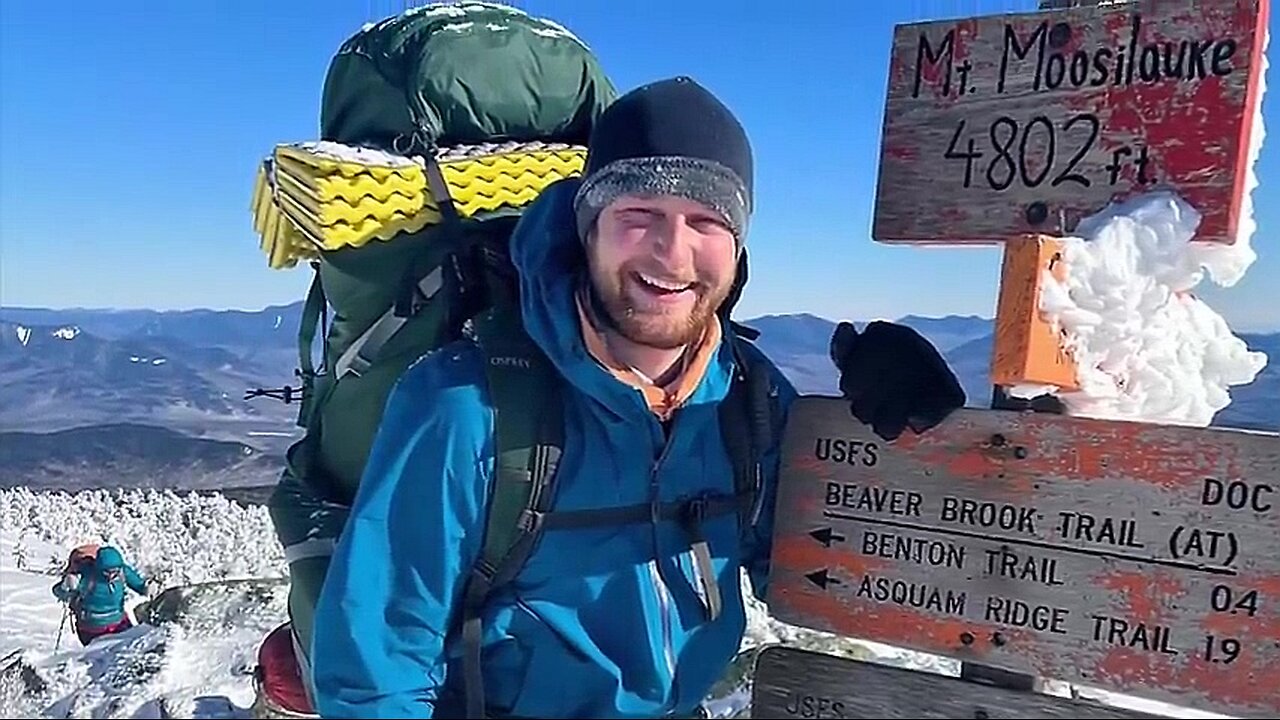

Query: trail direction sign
[765,397,1280,718]
[871,0,1268,245]
[751,646,1164,719]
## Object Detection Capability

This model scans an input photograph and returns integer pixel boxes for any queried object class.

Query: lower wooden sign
[750,645,1163,719]
[766,397,1280,718]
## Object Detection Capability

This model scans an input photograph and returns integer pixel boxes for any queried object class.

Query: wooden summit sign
[751,646,1165,719]
[765,397,1280,718]
[872,0,1268,245]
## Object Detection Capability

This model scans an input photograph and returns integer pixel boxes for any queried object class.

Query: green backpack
[251,5,784,712]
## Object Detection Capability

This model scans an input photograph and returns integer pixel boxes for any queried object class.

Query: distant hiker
[308,76,965,718]
[52,545,148,646]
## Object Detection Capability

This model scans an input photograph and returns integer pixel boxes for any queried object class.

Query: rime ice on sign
[1025,191,1269,425]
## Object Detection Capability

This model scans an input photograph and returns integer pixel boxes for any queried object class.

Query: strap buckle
[516,509,544,533]
[681,495,708,531]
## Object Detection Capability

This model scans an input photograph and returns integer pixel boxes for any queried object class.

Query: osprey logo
[490,356,533,369]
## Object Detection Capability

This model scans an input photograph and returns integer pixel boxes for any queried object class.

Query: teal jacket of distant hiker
[52,546,147,629]
[309,178,799,719]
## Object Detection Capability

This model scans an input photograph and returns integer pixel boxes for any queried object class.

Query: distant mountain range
[0,304,305,352]
[747,312,1278,433]
[0,424,278,490]
[0,319,298,431]
[0,302,1275,490]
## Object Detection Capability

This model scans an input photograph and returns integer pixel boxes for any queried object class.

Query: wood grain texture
[991,235,1078,388]
[872,0,1268,246]
[750,646,1166,718]
[766,397,1280,718]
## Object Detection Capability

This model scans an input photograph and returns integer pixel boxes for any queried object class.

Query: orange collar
[576,290,722,421]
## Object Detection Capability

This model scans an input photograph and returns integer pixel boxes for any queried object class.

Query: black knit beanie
[572,76,753,249]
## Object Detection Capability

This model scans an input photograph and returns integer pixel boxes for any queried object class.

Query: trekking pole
[55,603,68,653]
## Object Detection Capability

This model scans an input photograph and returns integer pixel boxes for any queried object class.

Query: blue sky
[1,0,1277,331]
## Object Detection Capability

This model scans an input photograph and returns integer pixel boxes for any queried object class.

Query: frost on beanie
[572,76,754,248]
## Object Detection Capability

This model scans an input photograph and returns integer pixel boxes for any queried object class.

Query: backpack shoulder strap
[473,308,565,581]
[719,324,781,533]
[458,306,565,719]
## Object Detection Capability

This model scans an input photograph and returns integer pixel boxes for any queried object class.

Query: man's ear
[718,248,750,321]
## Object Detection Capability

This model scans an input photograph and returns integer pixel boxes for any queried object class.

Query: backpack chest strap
[520,490,746,623]
[518,491,749,533]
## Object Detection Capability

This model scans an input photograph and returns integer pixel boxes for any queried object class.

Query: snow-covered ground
[0,488,288,718]
[1,487,1231,718]
[0,486,927,718]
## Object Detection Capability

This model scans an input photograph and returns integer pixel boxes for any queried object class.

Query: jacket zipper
[649,415,679,709]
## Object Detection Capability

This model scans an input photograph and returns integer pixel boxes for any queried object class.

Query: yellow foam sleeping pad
[251,140,587,269]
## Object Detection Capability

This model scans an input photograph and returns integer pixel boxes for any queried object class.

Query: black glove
[830,320,965,441]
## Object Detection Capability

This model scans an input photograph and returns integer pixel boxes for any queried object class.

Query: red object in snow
[254,623,316,718]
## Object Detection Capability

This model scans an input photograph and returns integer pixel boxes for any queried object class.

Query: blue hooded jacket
[310,177,798,718]
[52,546,147,629]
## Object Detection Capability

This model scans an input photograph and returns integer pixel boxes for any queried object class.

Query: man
[310,76,964,718]
[52,545,148,646]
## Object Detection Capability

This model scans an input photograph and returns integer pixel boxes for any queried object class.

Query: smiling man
[309,76,965,719]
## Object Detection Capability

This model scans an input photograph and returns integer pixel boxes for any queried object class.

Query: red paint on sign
[769,399,1280,717]
[1094,568,1187,622]
[1199,574,1280,640]
[1095,642,1279,716]
[888,411,1241,493]
[872,0,1269,246]
[778,583,982,658]
[772,537,891,580]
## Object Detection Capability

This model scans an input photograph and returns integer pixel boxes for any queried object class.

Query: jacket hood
[94,546,124,571]
[509,177,740,421]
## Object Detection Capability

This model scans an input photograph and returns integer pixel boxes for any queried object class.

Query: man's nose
[652,217,696,264]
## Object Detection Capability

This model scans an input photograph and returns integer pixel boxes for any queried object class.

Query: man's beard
[587,261,732,350]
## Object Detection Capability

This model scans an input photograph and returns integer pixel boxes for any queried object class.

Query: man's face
[586,194,739,350]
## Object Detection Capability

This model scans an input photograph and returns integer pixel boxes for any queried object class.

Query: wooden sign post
[872,0,1267,246]
[757,0,1274,717]
[762,398,1280,717]
[869,0,1268,391]
[752,646,1167,719]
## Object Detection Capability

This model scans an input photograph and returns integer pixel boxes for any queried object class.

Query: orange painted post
[757,0,1277,715]
[991,235,1079,392]
[868,0,1269,389]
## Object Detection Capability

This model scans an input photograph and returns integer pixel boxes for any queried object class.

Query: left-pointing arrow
[805,568,842,590]
[809,527,847,547]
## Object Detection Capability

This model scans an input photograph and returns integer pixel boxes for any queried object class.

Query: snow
[1228,23,1270,271]
[1021,190,1269,425]
[0,488,287,718]
[52,327,80,341]
[0,485,945,718]
[15,326,31,347]
[1014,29,1271,427]
[0,488,285,612]
[289,140,422,168]
[388,2,589,49]
[0,487,1230,718]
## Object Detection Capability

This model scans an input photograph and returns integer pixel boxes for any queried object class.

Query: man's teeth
[638,272,692,292]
